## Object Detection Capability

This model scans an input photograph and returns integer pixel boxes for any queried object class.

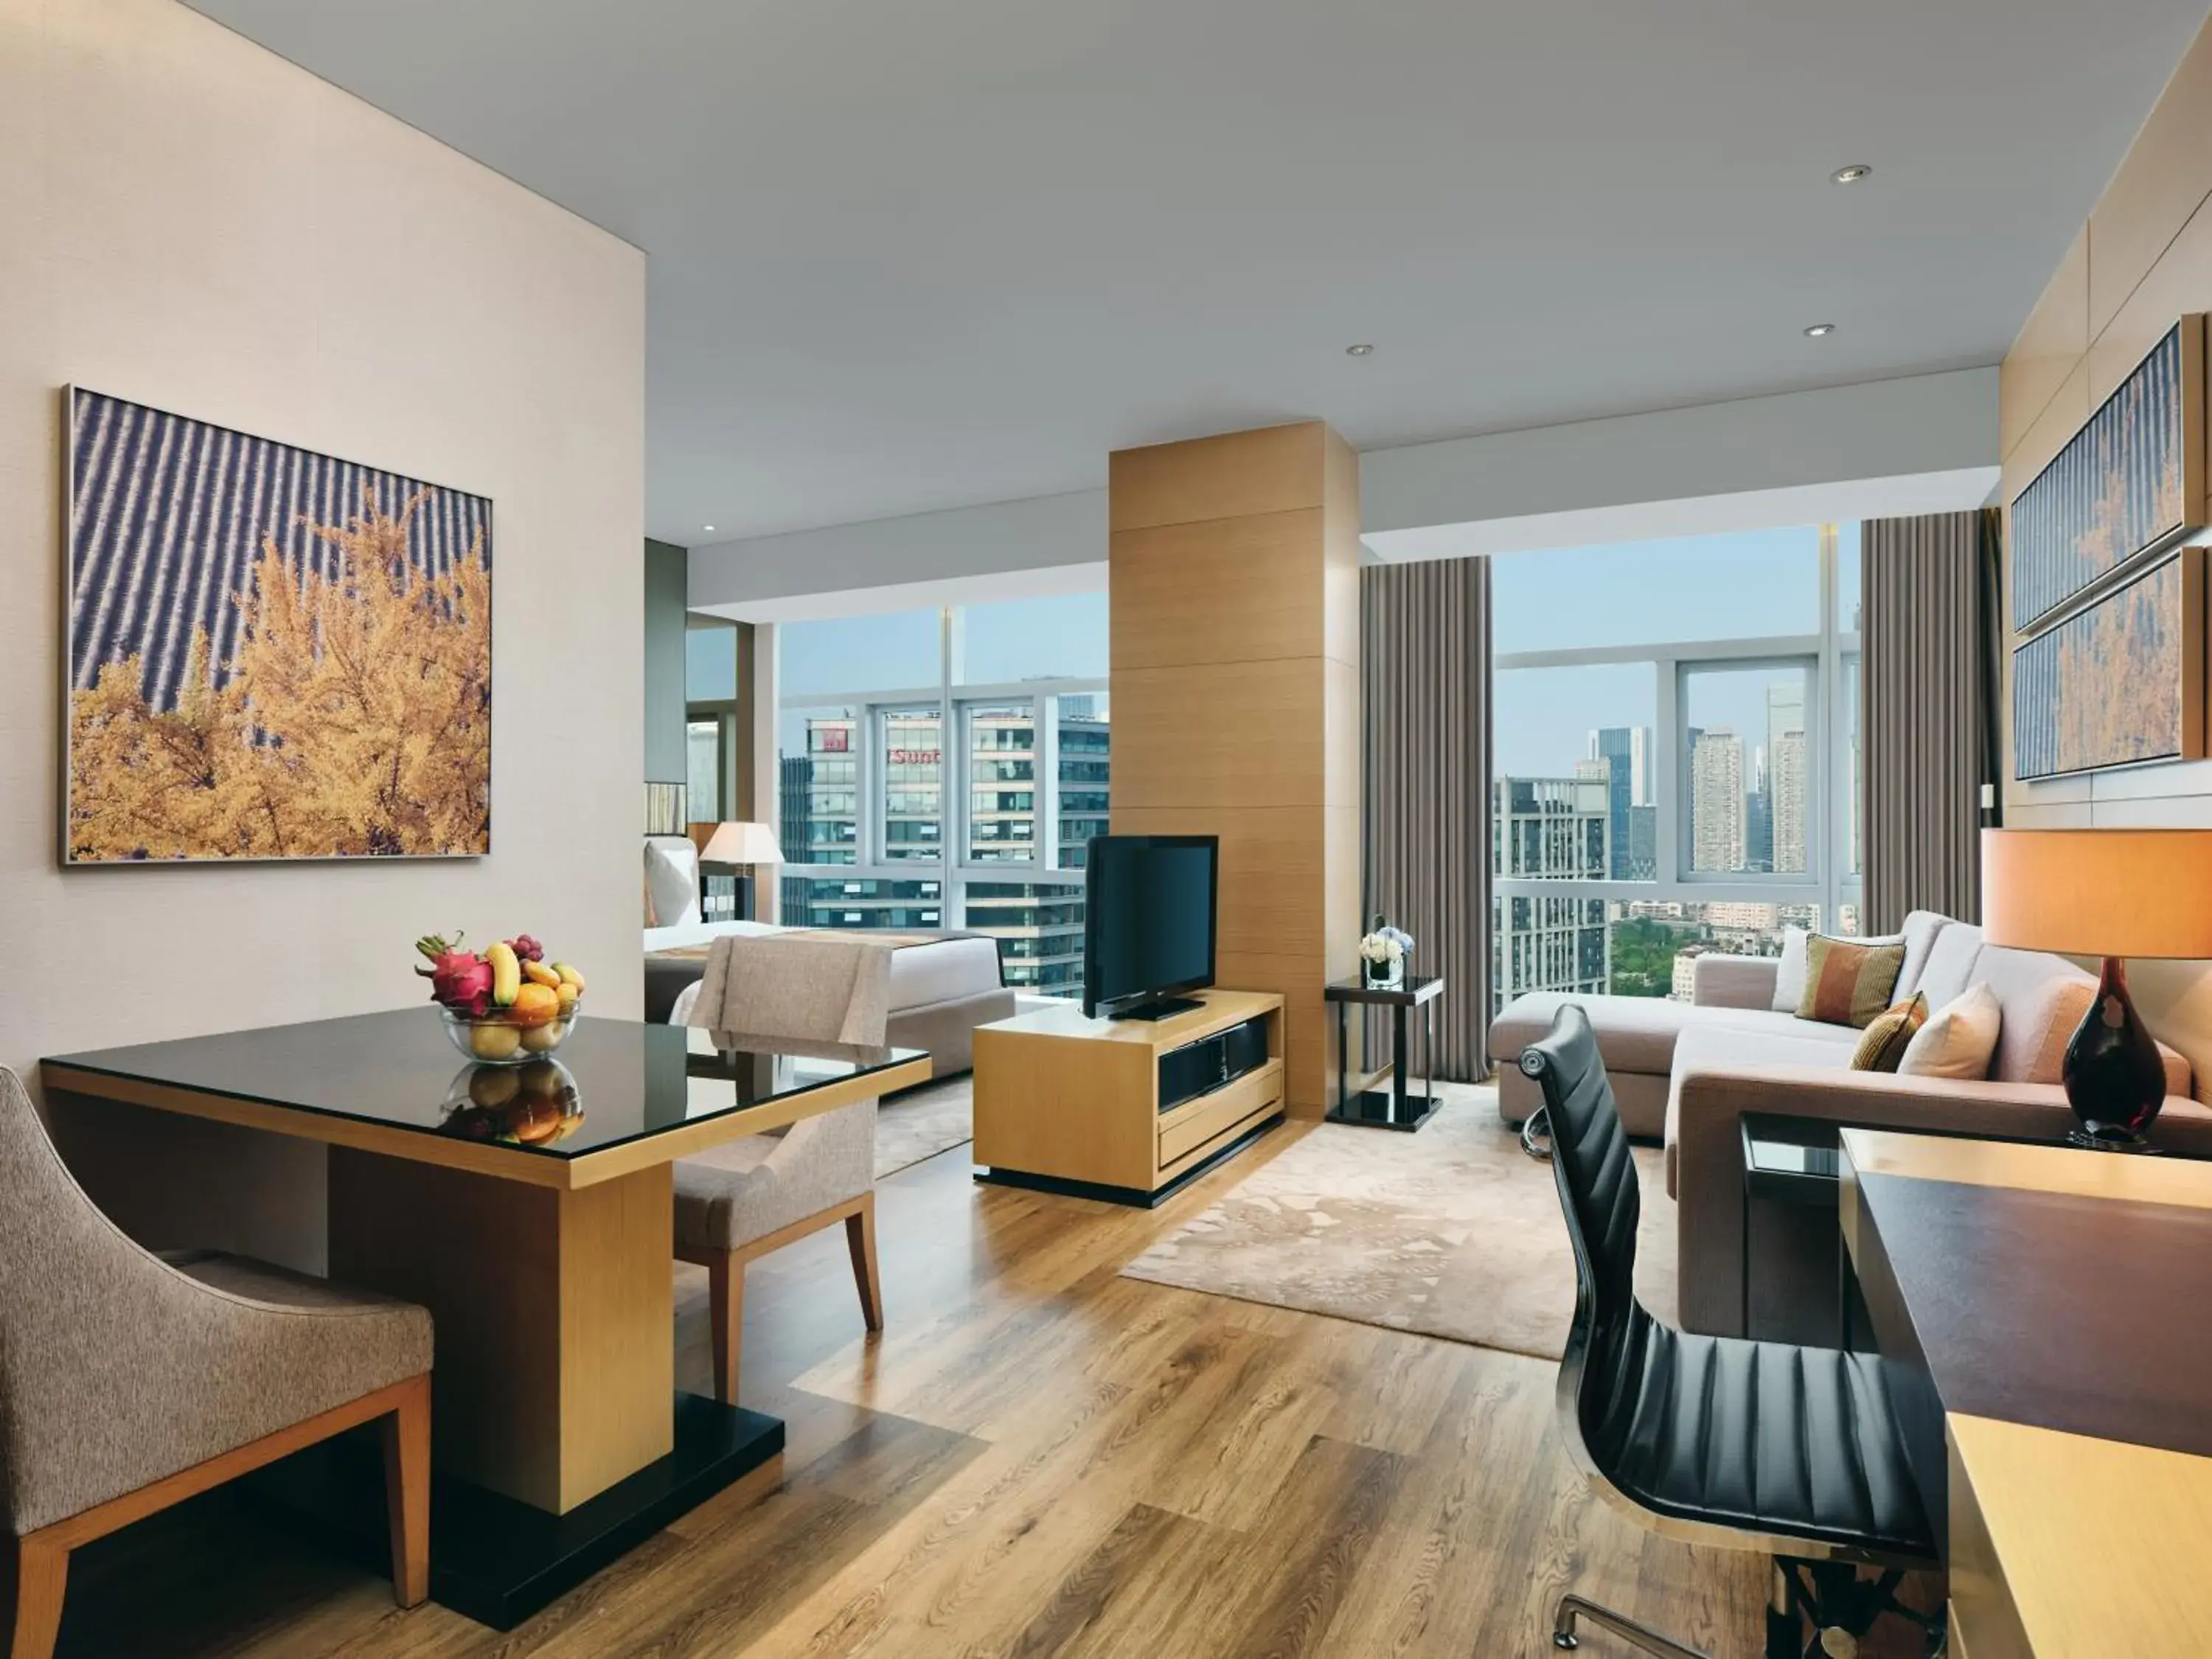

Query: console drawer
[1158,1060,1282,1167]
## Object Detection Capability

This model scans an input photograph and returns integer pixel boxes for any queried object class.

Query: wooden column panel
[1109,421,1361,1116]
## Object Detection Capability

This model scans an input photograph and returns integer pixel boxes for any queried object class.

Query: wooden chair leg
[4,1534,69,1659]
[846,1192,884,1333]
[378,1373,431,1609]
[706,1251,744,1405]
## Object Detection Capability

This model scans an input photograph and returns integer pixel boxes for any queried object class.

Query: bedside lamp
[699,821,784,922]
[1980,829,2212,1150]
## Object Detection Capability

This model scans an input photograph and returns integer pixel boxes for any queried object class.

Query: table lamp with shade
[698,821,783,922]
[1980,828,2212,1150]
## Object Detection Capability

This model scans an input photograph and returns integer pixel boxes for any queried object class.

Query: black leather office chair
[1521,1005,1943,1659]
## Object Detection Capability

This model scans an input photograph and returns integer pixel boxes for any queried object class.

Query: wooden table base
[328,1148,675,1515]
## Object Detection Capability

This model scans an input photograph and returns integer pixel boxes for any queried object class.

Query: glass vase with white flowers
[1359,914,1413,990]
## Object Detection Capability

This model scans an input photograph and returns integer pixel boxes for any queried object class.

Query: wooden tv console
[971,989,1286,1206]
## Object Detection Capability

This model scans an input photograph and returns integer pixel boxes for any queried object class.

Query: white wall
[0,0,646,1262]
[687,368,2000,611]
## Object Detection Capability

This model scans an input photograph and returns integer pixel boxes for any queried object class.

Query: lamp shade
[1980,829,2212,959]
[698,821,783,867]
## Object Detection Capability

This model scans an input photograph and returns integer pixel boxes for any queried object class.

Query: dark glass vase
[2063,956,2169,1150]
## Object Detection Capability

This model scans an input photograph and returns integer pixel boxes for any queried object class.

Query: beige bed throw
[684,931,894,1048]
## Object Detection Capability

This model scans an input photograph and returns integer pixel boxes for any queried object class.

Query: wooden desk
[973,989,1284,1205]
[44,1011,928,1627]
[1840,1130,2212,1658]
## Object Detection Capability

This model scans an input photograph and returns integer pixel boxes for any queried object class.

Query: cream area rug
[875,1075,973,1178]
[1120,1083,1676,1362]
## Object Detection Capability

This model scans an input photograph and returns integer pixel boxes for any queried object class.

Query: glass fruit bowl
[439,1002,580,1065]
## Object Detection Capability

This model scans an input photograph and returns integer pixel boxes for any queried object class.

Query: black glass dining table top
[46,1009,922,1164]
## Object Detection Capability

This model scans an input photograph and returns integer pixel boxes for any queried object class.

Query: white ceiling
[189,0,2209,545]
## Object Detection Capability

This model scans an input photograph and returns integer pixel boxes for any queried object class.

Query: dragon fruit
[415,932,495,1015]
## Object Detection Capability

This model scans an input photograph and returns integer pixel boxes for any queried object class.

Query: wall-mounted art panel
[2011,319,2203,633]
[2014,549,2204,780]
[64,389,493,863]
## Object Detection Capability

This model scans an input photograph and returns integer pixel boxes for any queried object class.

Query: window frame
[1491,523,1863,931]
[772,604,1107,996]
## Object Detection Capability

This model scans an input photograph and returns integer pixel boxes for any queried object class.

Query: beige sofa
[1489,911,2212,1337]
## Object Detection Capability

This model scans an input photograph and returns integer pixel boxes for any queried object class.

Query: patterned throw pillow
[1850,992,1929,1071]
[1797,934,1908,1029]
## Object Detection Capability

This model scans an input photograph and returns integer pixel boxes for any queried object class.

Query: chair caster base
[1549,1593,1709,1658]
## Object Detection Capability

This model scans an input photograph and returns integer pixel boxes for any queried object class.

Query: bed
[644,835,1014,1074]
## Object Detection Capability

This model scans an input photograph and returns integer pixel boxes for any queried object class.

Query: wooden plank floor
[47,1111,1924,1658]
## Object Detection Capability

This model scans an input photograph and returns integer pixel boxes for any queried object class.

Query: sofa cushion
[1491,993,1844,1082]
[1798,934,1906,1028]
[1899,984,2003,1079]
[1974,945,2093,1084]
[1851,992,1929,1072]
[1770,928,1809,1012]
[1893,911,1951,1001]
[1492,992,1697,1076]
[1915,921,1983,1011]
[1662,1019,1865,1187]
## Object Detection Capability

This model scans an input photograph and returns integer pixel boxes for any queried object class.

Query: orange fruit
[510,984,561,1027]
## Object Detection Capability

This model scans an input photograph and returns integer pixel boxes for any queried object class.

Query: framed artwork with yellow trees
[62,389,493,863]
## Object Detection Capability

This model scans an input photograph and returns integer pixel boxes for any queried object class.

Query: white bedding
[644,919,1003,1008]
[644,835,1002,1008]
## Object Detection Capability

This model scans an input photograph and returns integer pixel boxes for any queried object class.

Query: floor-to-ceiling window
[775,593,1108,998]
[1491,524,1862,1015]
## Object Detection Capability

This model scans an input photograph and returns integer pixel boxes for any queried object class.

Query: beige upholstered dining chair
[672,935,893,1405]
[0,1067,433,1659]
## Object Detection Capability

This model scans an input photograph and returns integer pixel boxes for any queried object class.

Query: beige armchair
[674,934,893,1404]
[0,1067,432,1659]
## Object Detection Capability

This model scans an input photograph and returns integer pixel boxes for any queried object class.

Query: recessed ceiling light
[1831,164,1872,185]
[703,524,717,532]
[1346,343,1374,357]
[1804,323,1837,338]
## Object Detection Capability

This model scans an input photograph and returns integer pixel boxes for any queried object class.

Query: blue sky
[1492,524,1857,780]
[773,591,1108,698]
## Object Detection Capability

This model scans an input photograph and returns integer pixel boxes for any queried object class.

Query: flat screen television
[1082,834,1219,1020]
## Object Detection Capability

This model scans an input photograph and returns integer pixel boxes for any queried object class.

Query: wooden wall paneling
[1109,660,1328,811]
[1999,362,2092,512]
[1110,420,1359,1116]
[2003,227,2091,461]
[1108,509,1324,669]
[2087,24,2212,338]
[2092,209,2212,405]
[1108,422,1326,532]
[1322,426,1364,669]
[1323,656,1363,809]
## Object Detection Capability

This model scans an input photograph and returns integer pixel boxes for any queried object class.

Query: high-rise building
[1627,804,1658,879]
[1492,771,1611,1015]
[1773,726,1809,874]
[1057,695,1111,866]
[1745,772,1774,873]
[1765,681,1805,778]
[1691,727,1746,871]
[779,706,1107,999]
[1588,726,1655,878]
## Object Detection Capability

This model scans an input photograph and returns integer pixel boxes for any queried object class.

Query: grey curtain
[1863,509,2001,932]
[1362,558,1492,1081]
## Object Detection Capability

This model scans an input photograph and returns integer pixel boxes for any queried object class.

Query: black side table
[1739,1113,1868,1349]
[1325,975,1443,1130]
